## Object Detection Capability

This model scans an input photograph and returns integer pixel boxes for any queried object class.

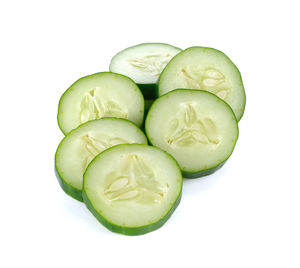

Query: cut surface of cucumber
[158,47,246,121]
[58,72,144,135]
[55,118,148,201]
[82,144,182,235]
[109,43,182,99]
[145,89,239,178]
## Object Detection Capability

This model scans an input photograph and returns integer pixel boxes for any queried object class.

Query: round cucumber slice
[158,47,246,121]
[55,118,148,201]
[109,43,182,99]
[82,144,182,235]
[57,72,144,135]
[145,89,239,178]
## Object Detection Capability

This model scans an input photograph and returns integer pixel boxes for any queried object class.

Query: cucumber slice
[57,72,144,135]
[82,144,182,235]
[145,89,239,178]
[158,47,246,121]
[55,118,148,201]
[109,43,182,99]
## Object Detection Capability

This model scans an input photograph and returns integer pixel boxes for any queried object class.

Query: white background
[1,0,299,267]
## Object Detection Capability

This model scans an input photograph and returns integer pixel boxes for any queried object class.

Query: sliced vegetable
[158,47,246,121]
[82,144,182,235]
[145,89,239,178]
[55,118,148,201]
[109,43,182,99]
[58,72,144,135]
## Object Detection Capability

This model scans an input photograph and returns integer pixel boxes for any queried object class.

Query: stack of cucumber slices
[55,43,245,235]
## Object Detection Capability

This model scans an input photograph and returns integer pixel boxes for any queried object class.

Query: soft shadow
[59,192,110,234]
[182,163,229,198]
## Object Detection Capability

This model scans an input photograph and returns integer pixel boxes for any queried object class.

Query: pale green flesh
[109,43,182,84]
[158,47,246,121]
[145,90,239,173]
[58,72,144,135]
[84,144,182,227]
[55,118,148,191]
